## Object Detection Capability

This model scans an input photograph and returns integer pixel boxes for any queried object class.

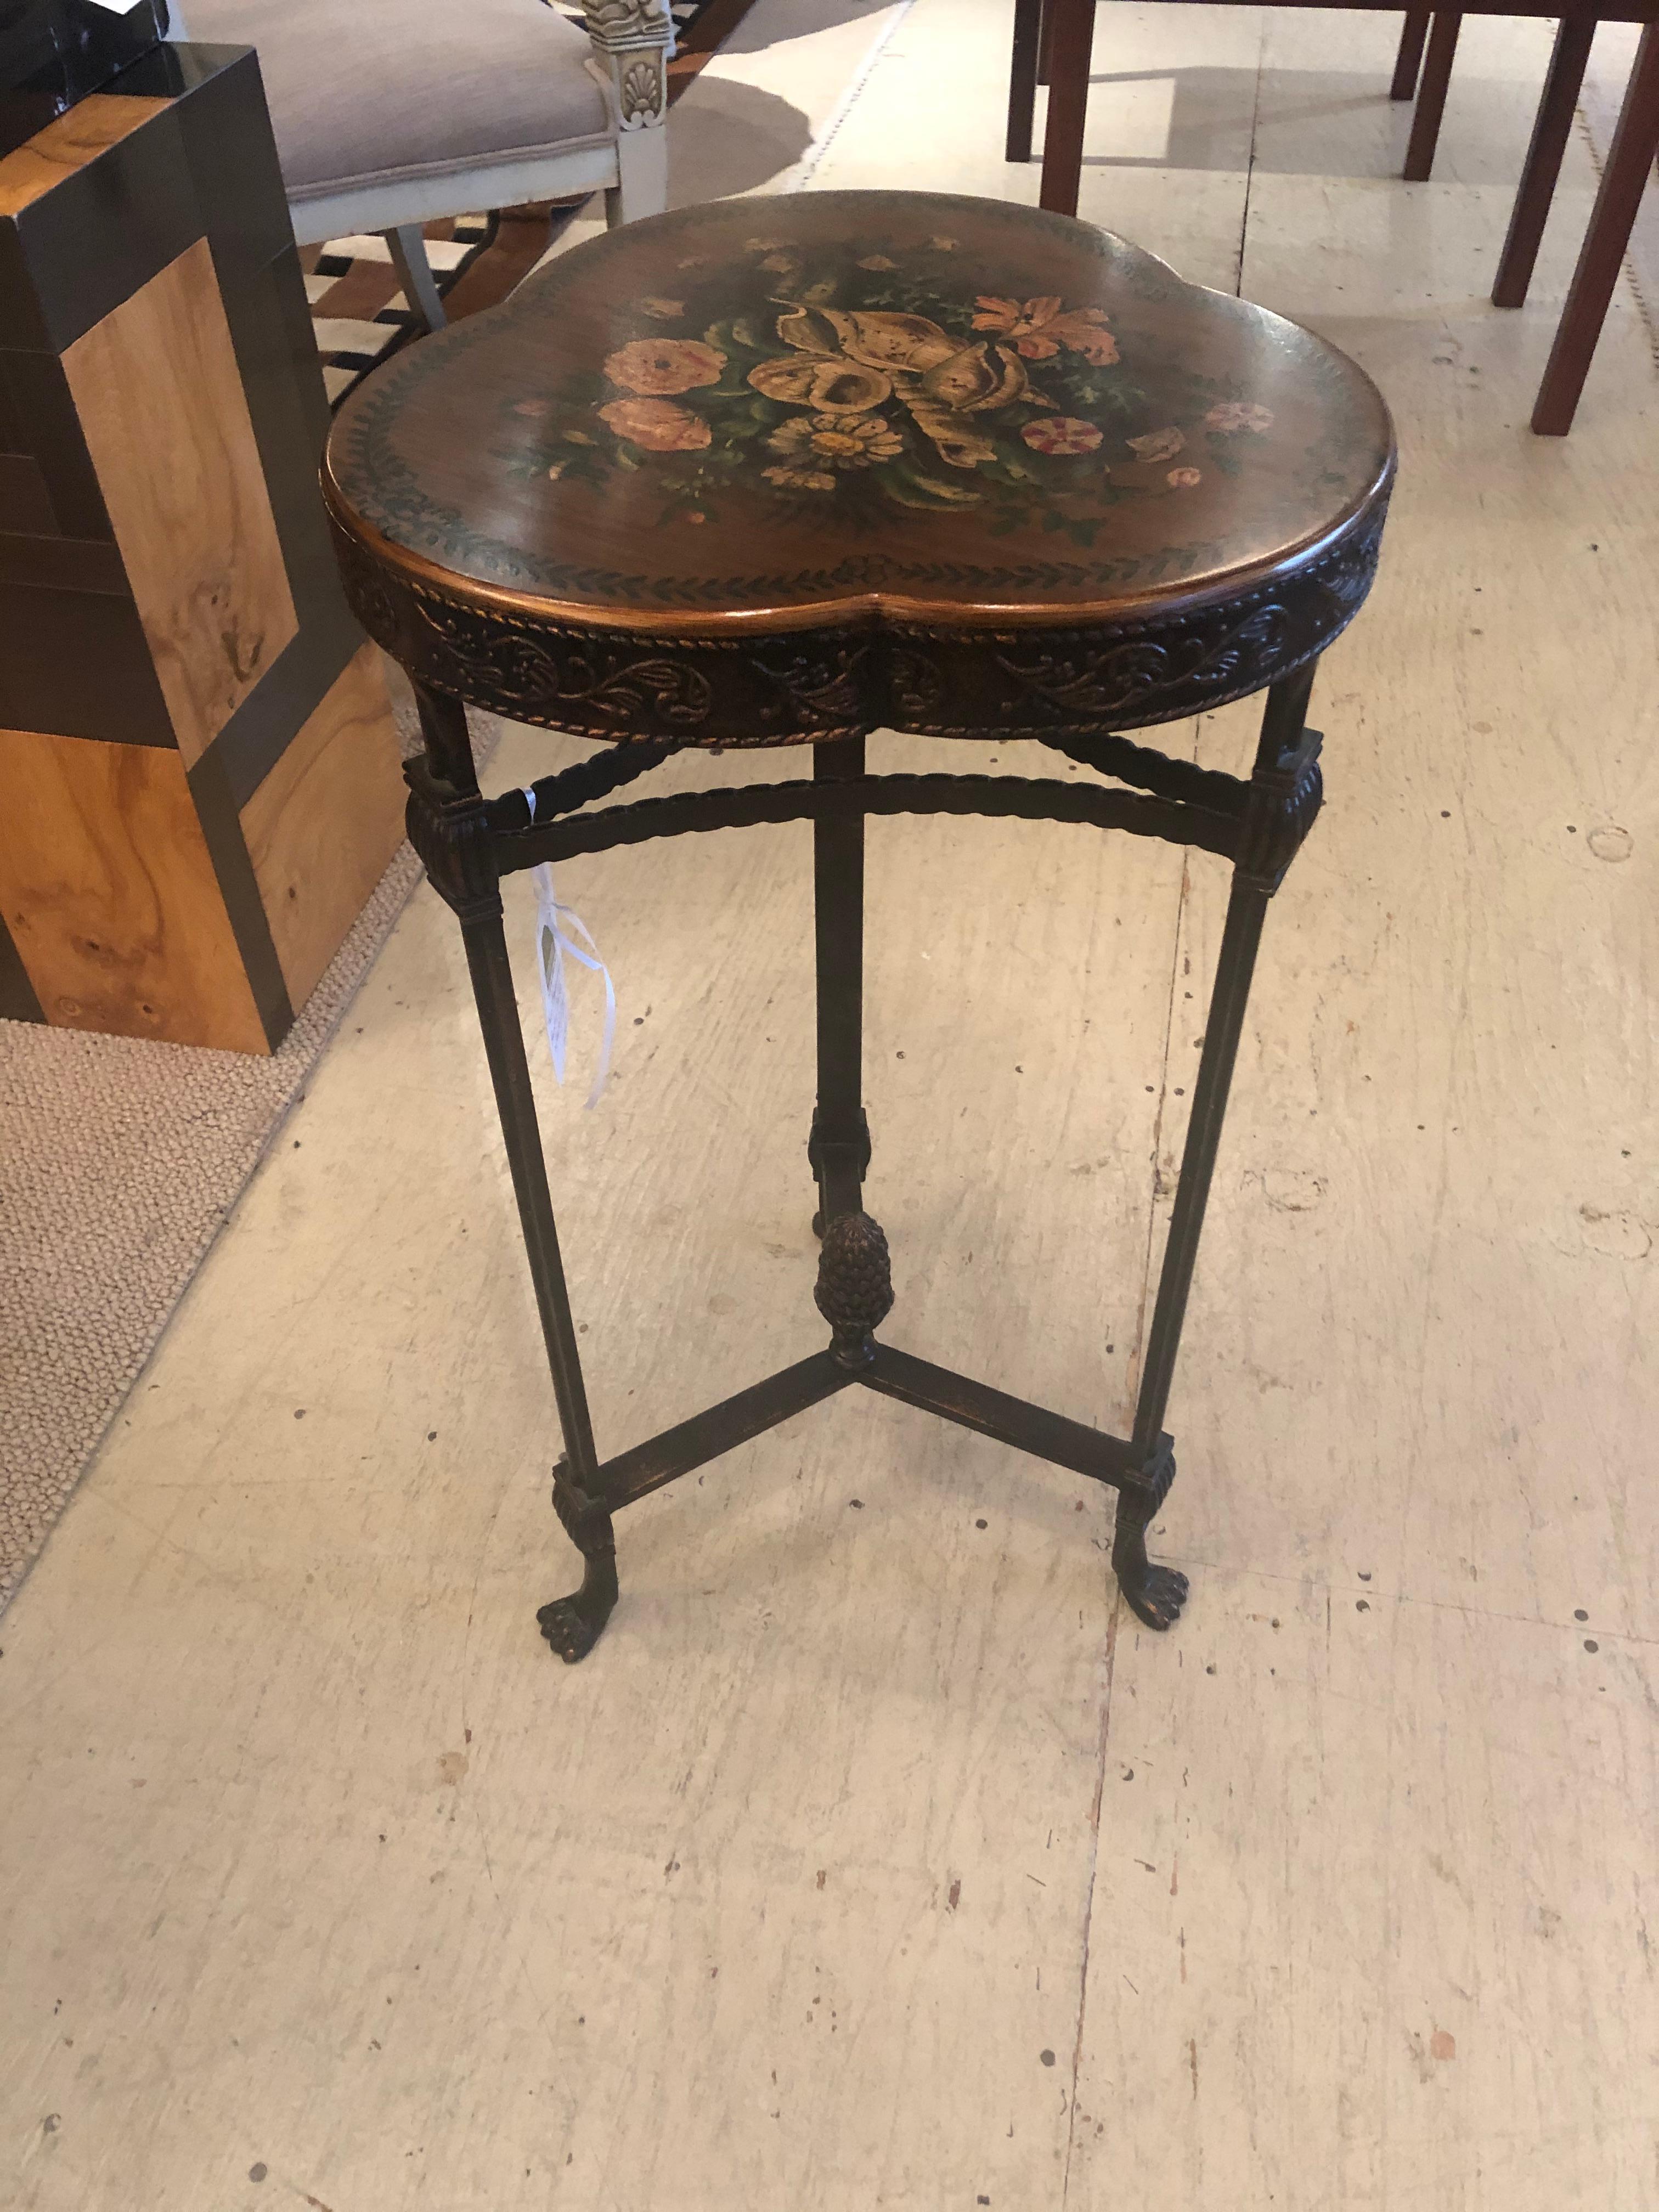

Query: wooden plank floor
[2,6,1656,2208]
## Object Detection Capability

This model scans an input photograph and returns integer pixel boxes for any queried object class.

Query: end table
[323,191,1394,1660]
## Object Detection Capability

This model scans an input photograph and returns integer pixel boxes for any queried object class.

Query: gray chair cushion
[181,0,612,203]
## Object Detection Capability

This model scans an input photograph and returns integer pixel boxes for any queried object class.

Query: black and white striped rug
[304,214,497,407]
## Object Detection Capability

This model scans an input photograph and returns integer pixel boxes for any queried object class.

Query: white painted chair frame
[168,0,672,329]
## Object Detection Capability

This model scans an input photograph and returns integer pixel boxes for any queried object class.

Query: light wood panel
[239,645,405,1013]
[61,237,298,766]
[0,93,170,217]
[0,726,267,1051]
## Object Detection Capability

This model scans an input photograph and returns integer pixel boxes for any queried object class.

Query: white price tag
[532,860,616,1111]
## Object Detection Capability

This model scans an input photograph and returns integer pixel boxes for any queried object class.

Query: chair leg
[606,125,669,226]
[1403,11,1462,181]
[1391,8,1431,101]
[1493,15,1597,310]
[385,224,446,332]
[1533,21,1659,434]
[1038,0,1094,215]
[1007,0,1043,163]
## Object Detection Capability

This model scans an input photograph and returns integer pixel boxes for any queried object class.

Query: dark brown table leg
[1533,21,1659,433]
[407,683,618,1664]
[1493,16,1598,309]
[1392,7,1431,100]
[1118,662,1321,1630]
[1038,0,1094,213]
[1404,10,1463,180]
[1007,0,1043,162]
[809,737,871,1234]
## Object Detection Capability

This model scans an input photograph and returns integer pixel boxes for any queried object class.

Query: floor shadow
[1051,64,1540,187]
[719,0,896,55]
[1071,63,1259,173]
[669,77,816,201]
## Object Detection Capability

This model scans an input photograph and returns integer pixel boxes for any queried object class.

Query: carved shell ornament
[618,57,664,125]
[520,236,1280,543]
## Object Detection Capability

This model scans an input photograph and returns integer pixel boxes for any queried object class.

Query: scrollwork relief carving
[328,503,1388,751]
[752,642,871,727]
[994,602,1289,722]
[411,590,715,730]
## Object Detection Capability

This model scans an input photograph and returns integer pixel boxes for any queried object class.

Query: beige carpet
[0,706,509,1611]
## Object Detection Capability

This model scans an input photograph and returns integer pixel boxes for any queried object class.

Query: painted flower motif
[814,309,963,375]
[902,396,996,469]
[513,398,550,419]
[930,236,958,250]
[1022,415,1103,455]
[763,462,836,492]
[917,341,1029,412]
[745,236,787,251]
[1127,426,1184,463]
[973,296,1118,365]
[1204,402,1273,434]
[766,413,904,475]
[749,357,893,411]
[603,337,726,395]
[770,309,1030,473]
[598,396,712,452]
[774,307,835,356]
[973,295,1058,353]
[554,253,1240,531]
[1054,315,1119,366]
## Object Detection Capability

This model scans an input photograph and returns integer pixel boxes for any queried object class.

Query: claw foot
[537,1559,618,1663]
[1116,1557,1189,1632]
[544,1473,618,1662]
[539,1583,619,1663]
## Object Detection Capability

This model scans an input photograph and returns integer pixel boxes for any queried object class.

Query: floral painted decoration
[513,236,1278,542]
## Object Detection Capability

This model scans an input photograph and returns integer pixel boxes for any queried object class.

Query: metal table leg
[408,683,617,1664]
[1115,664,1321,1628]
[808,737,871,1234]
[408,661,1326,1660]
